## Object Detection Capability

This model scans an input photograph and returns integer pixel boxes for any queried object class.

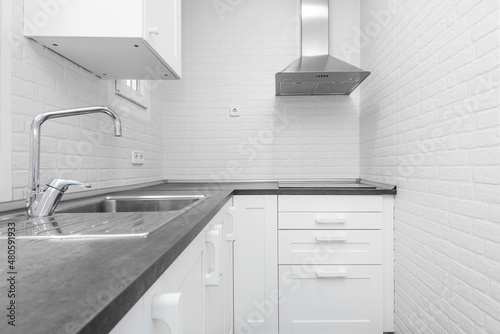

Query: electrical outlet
[229,107,240,117]
[131,151,144,165]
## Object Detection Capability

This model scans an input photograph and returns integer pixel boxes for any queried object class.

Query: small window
[114,79,151,110]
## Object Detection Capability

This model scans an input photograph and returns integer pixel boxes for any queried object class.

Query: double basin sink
[0,193,208,239]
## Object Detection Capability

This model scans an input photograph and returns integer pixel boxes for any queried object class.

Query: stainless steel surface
[275,0,370,96]
[31,179,91,217]
[27,106,122,217]
[1,194,208,238]
[58,195,205,213]
[302,0,328,56]
[278,181,375,188]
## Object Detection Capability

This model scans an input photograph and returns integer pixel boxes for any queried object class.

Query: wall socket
[131,151,144,165]
[229,107,240,117]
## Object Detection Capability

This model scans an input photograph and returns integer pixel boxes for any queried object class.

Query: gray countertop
[0,180,395,334]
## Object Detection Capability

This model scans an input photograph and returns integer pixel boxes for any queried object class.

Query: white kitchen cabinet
[109,231,205,334]
[277,195,395,334]
[279,265,383,334]
[24,0,181,79]
[109,198,233,334]
[205,198,234,334]
[232,195,278,334]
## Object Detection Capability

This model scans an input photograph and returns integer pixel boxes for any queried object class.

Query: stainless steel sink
[0,194,209,239]
[58,195,205,213]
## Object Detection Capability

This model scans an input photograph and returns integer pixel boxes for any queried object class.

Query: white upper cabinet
[24,0,182,80]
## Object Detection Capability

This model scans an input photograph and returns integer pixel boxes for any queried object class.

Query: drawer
[278,212,383,229]
[278,195,382,212]
[279,264,383,334]
[279,230,382,265]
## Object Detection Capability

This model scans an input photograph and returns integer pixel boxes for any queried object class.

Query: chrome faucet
[27,106,122,217]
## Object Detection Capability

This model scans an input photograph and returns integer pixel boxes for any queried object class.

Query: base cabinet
[109,193,394,334]
[109,198,232,334]
[279,265,383,334]
[233,195,278,334]
[277,195,395,334]
[205,199,234,334]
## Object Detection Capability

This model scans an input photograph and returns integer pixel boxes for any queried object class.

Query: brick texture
[163,0,362,180]
[360,0,500,333]
[9,0,164,200]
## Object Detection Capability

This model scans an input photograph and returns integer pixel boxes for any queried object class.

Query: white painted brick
[451,261,489,292]
[472,291,500,321]
[490,281,500,302]
[451,229,485,254]
[473,220,500,243]
[474,256,500,285]
[485,315,500,334]
[468,148,500,165]
[163,0,361,180]
[8,0,165,199]
[450,198,489,219]
[473,167,500,184]
[361,2,500,332]
[484,242,500,262]
[452,292,485,326]
[490,206,500,223]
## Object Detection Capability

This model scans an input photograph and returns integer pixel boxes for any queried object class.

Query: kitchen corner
[0,0,499,333]
[0,180,395,334]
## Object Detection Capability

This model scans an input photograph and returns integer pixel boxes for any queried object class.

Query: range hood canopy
[275,0,370,96]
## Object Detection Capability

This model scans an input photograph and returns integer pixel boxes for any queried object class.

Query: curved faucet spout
[27,106,122,217]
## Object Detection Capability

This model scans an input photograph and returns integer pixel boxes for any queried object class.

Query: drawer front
[279,212,383,229]
[279,230,383,265]
[278,195,383,212]
[279,265,383,334]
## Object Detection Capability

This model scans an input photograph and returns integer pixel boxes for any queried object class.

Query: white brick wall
[8,0,164,200]
[360,0,500,333]
[163,0,362,181]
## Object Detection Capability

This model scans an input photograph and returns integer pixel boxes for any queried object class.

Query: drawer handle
[315,235,346,242]
[315,217,346,224]
[316,270,347,278]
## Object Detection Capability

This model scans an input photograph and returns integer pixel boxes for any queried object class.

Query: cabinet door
[233,195,278,334]
[224,205,235,334]
[144,0,182,78]
[108,299,144,334]
[279,265,383,334]
[205,198,234,334]
[144,233,205,334]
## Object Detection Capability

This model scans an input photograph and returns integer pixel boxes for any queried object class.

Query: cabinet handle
[151,293,182,334]
[227,207,236,241]
[315,234,347,242]
[205,227,221,286]
[149,27,160,35]
[315,217,346,224]
[316,270,347,278]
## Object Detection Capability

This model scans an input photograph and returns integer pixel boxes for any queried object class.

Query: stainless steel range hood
[275,0,370,96]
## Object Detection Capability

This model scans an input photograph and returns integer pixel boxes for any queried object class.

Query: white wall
[360,0,500,333]
[6,0,164,200]
[163,0,361,181]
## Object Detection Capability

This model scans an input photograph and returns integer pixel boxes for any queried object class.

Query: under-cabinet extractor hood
[275,0,370,96]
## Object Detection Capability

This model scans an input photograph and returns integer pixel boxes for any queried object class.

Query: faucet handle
[45,179,91,192]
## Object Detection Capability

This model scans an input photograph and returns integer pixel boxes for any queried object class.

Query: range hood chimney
[275,0,370,96]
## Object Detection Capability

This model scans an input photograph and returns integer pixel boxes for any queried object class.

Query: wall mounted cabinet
[24,0,181,80]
